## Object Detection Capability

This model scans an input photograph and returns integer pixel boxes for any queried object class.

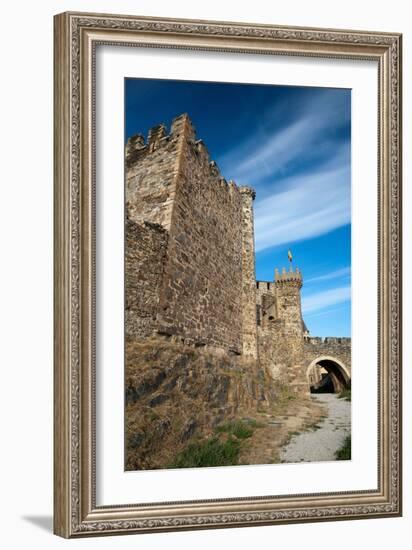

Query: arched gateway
[306,356,351,393]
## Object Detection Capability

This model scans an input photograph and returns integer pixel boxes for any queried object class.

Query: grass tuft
[215,420,255,439]
[168,437,241,468]
[338,388,351,401]
[335,435,351,460]
[168,418,265,468]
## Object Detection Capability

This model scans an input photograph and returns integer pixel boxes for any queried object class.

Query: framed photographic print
[53,11,402,538]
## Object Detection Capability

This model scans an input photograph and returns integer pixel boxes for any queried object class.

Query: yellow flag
[287,249,293,262]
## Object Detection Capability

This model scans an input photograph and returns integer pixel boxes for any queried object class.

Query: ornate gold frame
[53,11,402,538]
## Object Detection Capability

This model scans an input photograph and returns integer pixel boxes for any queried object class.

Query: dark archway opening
[309,359,350,394]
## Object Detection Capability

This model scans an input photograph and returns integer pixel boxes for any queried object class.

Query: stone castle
[125,113,351,395]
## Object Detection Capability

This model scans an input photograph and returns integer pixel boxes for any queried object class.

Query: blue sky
[125,79,351,337]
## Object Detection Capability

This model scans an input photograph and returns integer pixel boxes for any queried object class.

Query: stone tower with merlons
[125,113,259,360]
[125,113,319,395]
[256,267,308,395]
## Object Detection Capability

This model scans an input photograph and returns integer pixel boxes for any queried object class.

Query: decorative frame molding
[54,11,402,538]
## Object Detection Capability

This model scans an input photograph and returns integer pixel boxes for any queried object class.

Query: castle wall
[256,281,277,377]
[256,272,352,392]
[256,271,309,395]
[240,187,258,357]
[256,281,277,325]
[303,337,352,375]
[125,114,245,352]
[125,113,351,385]
[126,116,190,230]
[156,119,244,352]
[274,270,306,392]
[125,218,168,338]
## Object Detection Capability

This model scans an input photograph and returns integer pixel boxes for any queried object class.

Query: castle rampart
[125,113,351,394]
[125,218,168,339]
[125,113,249,353]
[239,186,258,358]
[304,336,352,380]
[126,117,188,230]
[255,268,308,394]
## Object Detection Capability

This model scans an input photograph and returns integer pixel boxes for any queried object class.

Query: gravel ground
[279,394,351,463]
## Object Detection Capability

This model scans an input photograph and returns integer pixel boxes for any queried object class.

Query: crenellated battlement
[126,113,192,165]
[147,123,167,150]
[125,111,351,396]
[126,113,250,202]
[256,280,275,291]
[125,112,255,354]
[275,267,302,287]
[238,186,256,200]
[304,336,351,345]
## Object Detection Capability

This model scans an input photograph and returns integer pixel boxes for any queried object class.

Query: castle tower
[125,114,247,354]
[273,267,309,394]
[126,113,196,230]
[275,267,303,335]
[239,186,258,358]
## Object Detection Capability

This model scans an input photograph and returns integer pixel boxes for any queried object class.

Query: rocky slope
[125,337,276,470]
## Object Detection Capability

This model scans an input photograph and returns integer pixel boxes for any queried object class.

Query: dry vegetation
[125,337,325,469]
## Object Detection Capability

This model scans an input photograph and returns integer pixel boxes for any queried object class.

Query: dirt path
[238,396,326,465]
[279,394,351,463]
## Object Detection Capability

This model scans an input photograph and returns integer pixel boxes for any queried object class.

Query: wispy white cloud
[253,159,350,251]
[302,285,351,315]
[305,267,351,284]
[216,89,351,253]
[218,90,350,185]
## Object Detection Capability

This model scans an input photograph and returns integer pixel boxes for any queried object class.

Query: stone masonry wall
[126,117,188,230]
[239,187,258,358]
[303,337,352,375]
[124,113,351,391]
[273,270,308,394]
[256,281,277,378]
[256,270,351,392]
[255,270,309,395]
[256,281,277,326]
[125,218,168,338]
[156,116,244,353]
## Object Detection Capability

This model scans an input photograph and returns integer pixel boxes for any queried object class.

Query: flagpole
[287,249,293,270]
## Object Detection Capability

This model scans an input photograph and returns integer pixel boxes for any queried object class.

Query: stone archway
[306,356,351,394]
